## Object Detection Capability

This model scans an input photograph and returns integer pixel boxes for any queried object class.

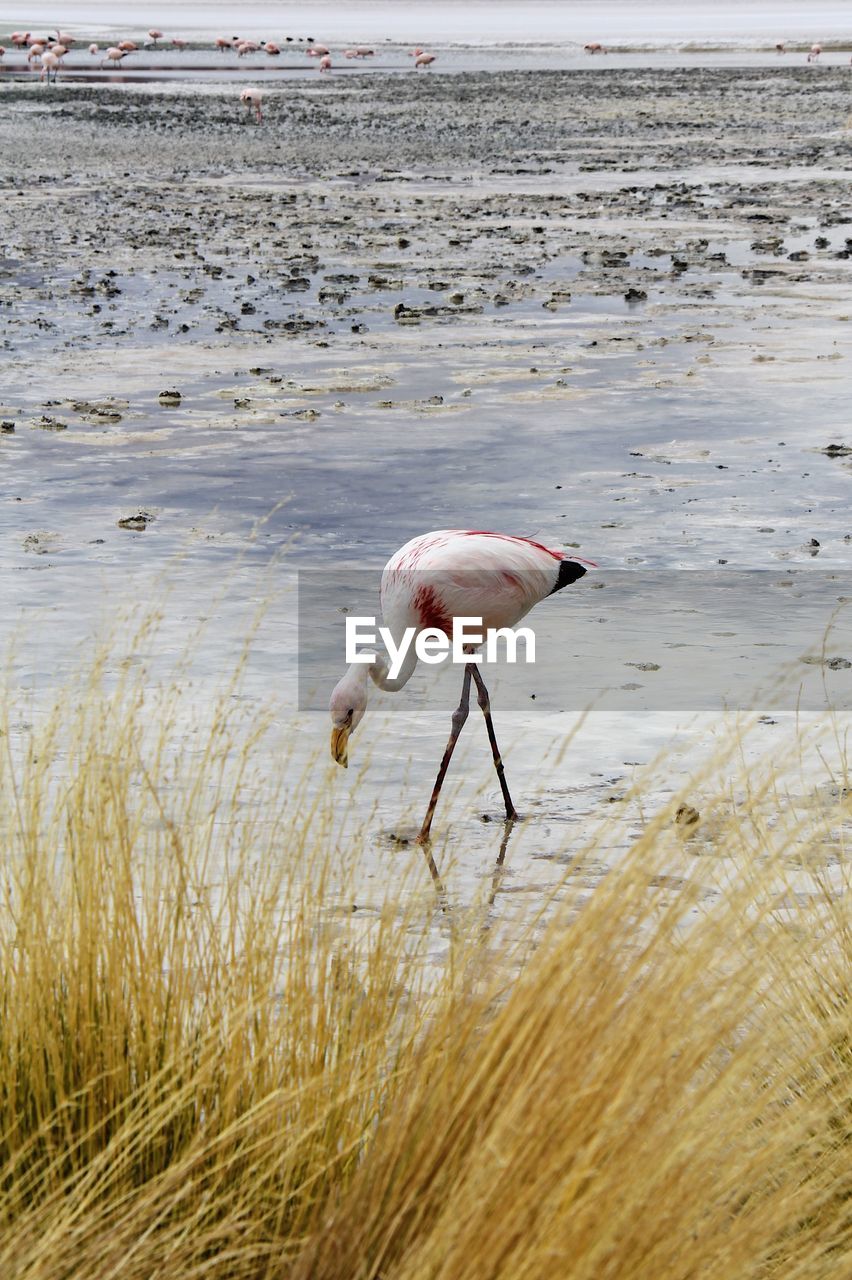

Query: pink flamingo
[329,530,593,844]
[308,43,329,56]
[240,87,263,123]
[117,40,137,52]
[414,52,436,68]
[53,31,74,46]
[408,47,424,57]
[264,41,280,54]
[807,43,821,62]
[319,53,332,71]
[102,47,126,68]
[172,38,187,50]
[89,43,99,55]
[584,42,607,54]
[27,43,45,62]
[10,33,29,47]
[148,29,163,45]
[354,47,374,57]
[236,40,259,55]
[0,47,6,59]
[215,37,232,51]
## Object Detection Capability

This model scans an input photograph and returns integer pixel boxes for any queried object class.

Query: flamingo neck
[347,646,418,695]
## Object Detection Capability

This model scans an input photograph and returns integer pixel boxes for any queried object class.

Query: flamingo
[414,52,436,68]
[148,29,163,45]
[117,40,137,52]
[264,41,280,54]
[40,50,59,82]
[328,530,593,844]
[215,37,231,51]
[89,42,99,55]
[102,46,126,68]
[319,53,332,71]
[27,43,45,62]
[807,42,821,62]
[0,47,5,59]
[172,38,187,50]
[584,42,607,54]
[10,33,29,47]
[240,86,263,123]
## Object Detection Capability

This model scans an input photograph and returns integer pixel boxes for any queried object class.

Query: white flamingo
[329,529,593,843]
[40,49,60,82]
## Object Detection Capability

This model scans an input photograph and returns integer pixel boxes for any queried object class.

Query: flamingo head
[329,669,369,768]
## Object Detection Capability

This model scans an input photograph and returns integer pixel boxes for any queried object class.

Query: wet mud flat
[1,66,850,917]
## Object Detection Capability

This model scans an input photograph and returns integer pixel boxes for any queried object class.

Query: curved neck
[347,646,418,695]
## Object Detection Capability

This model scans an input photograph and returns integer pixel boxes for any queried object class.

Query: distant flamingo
[0,47,6,59]
[89,43,99,55]
[807,43,821,62]
[215,37,231,51]
[319,53,332,71]
[584,42,607,54]
[10,33,29,47]
[264,41,280,54]
[148,29,163,45]
[354,47,374,57]
[308,43,329,56]
[53,31,74,46]
[414,52,436,68]
[102,47,126,68]
[27,44,45,62]
[40,50,60,82]
[240,86,263,123]
[236,40,259,55]
[775,41,785,53]
[117,40,137,52]
[172,38,187,50]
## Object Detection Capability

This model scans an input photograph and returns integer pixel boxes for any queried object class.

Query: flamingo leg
[417,665,472,844]
[470,666,519,821]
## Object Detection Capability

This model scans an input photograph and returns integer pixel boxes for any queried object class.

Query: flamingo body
[380,530,587,642]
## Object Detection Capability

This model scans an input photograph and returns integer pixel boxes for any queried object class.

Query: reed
[0,657,848,1279]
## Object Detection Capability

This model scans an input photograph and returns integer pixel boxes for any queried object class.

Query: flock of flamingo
[0,27,439,85]
[0,27,847,88]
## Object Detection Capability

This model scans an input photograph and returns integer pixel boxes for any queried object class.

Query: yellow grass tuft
[0,653,849,1279]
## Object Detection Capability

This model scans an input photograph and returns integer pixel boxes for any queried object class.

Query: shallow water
[1,61,850,928]
[8,0,852,47]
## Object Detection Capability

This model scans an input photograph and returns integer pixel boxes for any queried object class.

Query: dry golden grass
[0,654,849,1280]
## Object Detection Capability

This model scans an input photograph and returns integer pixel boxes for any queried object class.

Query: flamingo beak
[331,724,350,768]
